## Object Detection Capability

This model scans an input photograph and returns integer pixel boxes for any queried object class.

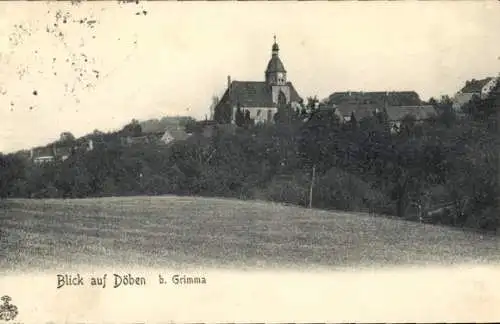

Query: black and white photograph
[1,0,500,322]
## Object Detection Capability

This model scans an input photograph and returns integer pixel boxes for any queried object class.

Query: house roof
[196,120,218,127]
[32,146,55,158]
[31,145,73,158]
[385,105,437,121]
[327,91,421,106]
[461,78,493,93]
[334,103,437,122]
[168,129,190,141]
[140,116,190,134]
[218,81,302,109]
[335,103,381,120]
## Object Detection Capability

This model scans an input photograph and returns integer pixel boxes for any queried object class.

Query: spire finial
[271,35,279,54]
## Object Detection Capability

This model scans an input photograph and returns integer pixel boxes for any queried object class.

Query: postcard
[1,0,500,323]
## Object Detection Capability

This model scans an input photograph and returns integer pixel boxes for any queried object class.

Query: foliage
[1,88,499,234]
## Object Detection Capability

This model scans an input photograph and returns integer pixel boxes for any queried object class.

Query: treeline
[1,93,499,233]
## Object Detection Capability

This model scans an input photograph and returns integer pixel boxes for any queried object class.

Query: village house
[327,91,422,107]
[119,117,191,147]
[30,139,94,164]
[213,37,303,125]
[384,105,437,132]
[328,91,436,132]
[120,133,161,146]
[121,129,191,146]
[120,126,190,146]
[160,128,191,145]
[452,76,500,112]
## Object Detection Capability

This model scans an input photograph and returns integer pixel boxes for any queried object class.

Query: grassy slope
[1,196,499,272]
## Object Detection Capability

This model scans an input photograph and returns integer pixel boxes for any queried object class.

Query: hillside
[1,196,499,273]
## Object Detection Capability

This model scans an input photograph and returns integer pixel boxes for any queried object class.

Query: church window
[278,91,287,106]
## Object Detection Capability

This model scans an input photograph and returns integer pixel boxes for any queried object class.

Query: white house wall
[481,77,499,99]
[452,92,475,111]
[232,106,277,124]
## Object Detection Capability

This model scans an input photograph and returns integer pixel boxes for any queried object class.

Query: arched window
[278,91,287,107]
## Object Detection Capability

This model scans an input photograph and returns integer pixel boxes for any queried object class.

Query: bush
[254,173,310,207]
[313,167,389,213]
[464,205,500,233]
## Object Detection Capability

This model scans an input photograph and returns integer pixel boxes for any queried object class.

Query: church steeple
[265,35,287,85]
[272,35,279,55]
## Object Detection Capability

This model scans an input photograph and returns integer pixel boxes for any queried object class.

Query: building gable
[460,78,493,93]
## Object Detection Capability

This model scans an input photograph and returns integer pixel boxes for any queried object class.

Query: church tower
[265,36,292,114]
[265,36,287,86]
[213,36,302,125]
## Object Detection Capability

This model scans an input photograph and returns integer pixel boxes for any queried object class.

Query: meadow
[1,196,499,273]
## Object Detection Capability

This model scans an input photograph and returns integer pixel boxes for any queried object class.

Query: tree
[350,111,358,129]
[0,154,26,198]
[183,118,198,134]
[436,95,453,114]
[427,97,438,106]
[235,106,245,127]
[400,114,417,136]
[121,119,142,137]
[244,109,253,127]
[209,95,219,119]
[59,132,75,143]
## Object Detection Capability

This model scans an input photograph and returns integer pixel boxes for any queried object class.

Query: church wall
[232,106,277,124]
[271,86,291,104]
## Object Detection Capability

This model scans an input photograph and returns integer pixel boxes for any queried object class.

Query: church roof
[218,81,302,108]
[265,55,286,74]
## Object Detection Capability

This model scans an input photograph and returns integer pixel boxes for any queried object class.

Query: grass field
[1,196,499,272]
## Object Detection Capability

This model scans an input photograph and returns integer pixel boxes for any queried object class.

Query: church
[213,37,303,125]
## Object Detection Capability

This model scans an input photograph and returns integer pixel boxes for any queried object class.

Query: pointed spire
[272,35,279,55]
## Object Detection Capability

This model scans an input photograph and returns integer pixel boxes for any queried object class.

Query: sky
[1,1,500,153]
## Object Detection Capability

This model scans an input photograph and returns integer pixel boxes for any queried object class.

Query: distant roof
[327,91,421,106]
[31,144,72,158]
[334,103,437,121]
[335,103,380,120]
[140,116,188,134]
[218,81,302,108]
[196,120,218,127]
[385,105,437,121]
[461,78,493,93]
[167,129,190,141]
[32,146,55,157]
